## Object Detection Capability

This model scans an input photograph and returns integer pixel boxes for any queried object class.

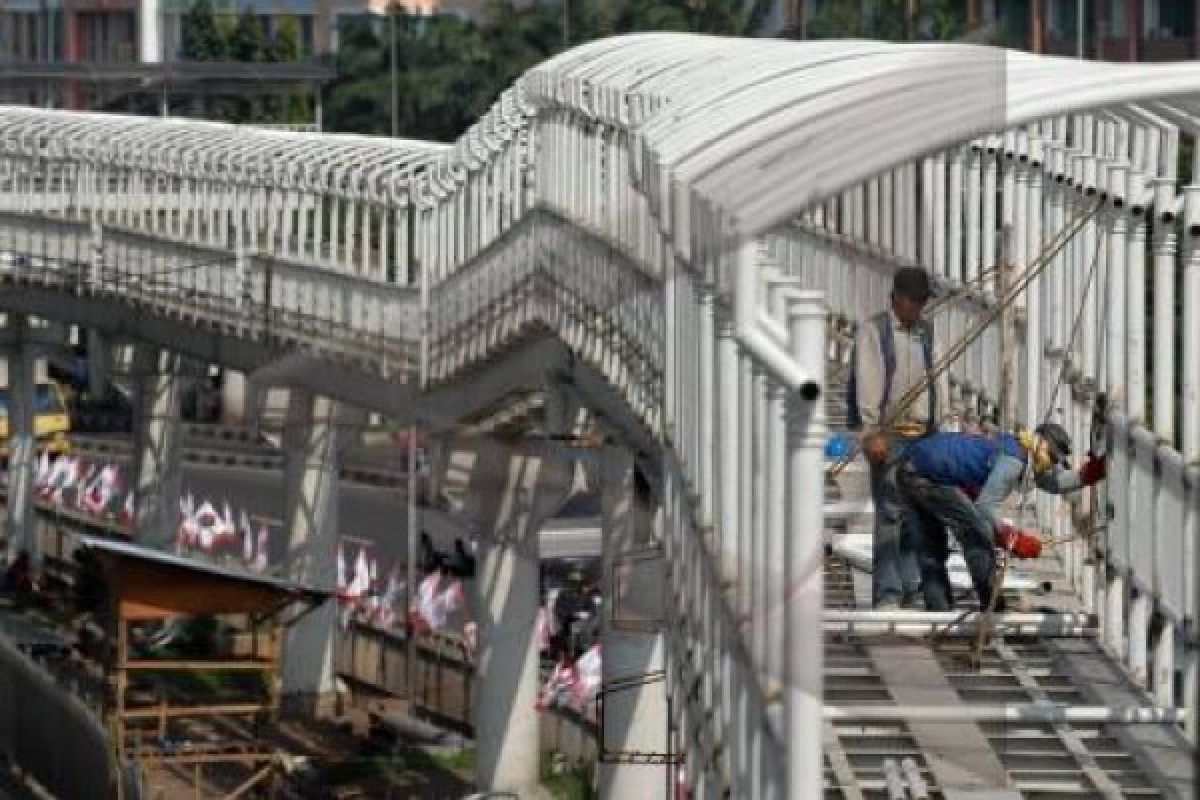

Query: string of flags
[34,457,607,718]
[35,453,134,526]
[33,453,273,574]
[335,540,403,630]
[332,539,471,639]
[175,493,271,573]
[536,642,603,720]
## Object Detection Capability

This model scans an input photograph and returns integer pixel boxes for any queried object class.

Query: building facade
[784,0,1199,60]
[0,0,491,69]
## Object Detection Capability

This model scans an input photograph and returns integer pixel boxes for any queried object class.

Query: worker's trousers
[896,462,998,612]
[869,438,922,607]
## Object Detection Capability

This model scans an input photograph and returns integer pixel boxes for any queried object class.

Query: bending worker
[888,422,1106,612]
[851,267,942,609]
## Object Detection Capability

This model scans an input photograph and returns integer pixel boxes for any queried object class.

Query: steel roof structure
[0,107,451,198]
[521,34,1200,243]
[0,33,1197,799]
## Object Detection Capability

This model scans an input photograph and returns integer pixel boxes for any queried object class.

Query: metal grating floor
[821,555,1190,799]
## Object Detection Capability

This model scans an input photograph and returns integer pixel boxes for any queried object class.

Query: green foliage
[181,0,226,60]
[272,14,303,61]
[229,9,269,61]
[324,0,776,142]
[325,19,389,136]
[542,756,597,800]
[802,0,965,41]
[179,1,312,125]
[178,615,219,656]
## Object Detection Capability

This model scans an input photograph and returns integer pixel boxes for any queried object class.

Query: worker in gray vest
[848,267,943,609]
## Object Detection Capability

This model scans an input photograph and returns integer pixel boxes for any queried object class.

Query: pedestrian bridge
[0,34,1198,799]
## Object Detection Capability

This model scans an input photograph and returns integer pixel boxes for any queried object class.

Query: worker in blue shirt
[888,422,1106,612]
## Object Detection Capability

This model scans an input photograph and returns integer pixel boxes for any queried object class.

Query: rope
[966,204,1105,664]
[829,201,1103,479]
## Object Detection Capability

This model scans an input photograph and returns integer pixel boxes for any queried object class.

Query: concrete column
[475,530,541,793]
[281,389,343,711]
[86,329,108,401]
[599,447,668,800]
[4,315,37,570]
[221,368,248,425]
[458,438,575,795]
[130,344,186,550]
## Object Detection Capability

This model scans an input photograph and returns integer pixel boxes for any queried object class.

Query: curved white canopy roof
[522,33,1200,239]
[0,107,450,198]
[3,35,1200,236]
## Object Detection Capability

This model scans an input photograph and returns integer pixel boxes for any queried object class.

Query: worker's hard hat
[1034,422,1072,466]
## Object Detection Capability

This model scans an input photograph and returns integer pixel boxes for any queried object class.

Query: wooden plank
[132,751,274,766]
[123,659,274,672]
[866,641,1012,792]
[121,702,267,720]
[223,763,275,799]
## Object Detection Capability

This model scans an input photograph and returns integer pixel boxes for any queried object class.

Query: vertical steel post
[1152,180,1178,444]
[784,290,825,800]
[1181,186,1200,460]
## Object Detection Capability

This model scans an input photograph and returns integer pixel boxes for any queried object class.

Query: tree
[802,0,966,41]
[271,14,303,61]
[325,18,389,135]
[686,0,773,37]
[325,0,782,141]
[229,9,270,62]
[267,15,312,123]
[181,0,226,60]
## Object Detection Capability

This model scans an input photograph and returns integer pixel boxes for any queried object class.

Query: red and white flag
[251,520,269,573]
[240,510,255,564]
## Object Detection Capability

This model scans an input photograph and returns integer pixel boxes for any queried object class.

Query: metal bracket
[596,669,680,766]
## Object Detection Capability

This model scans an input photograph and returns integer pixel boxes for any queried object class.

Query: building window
[1145,0,1193,38]
[1107,0,1126,36]
[300,15,314,56]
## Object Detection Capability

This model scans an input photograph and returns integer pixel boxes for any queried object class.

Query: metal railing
[0,45,1196,797]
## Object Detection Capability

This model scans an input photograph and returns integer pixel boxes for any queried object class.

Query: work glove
[862,431,890,465]
[1079,454,1107,486]
[995,521,1043,560]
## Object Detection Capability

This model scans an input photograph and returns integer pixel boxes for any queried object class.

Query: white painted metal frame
[0,35,1199,798]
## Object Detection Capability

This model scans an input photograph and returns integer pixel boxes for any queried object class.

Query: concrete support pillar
[598,447,668,800]
[475,532,541,793]
[408,430,577,796]
[4,315,37,570]
[281,389,342,710]
[130,343,186,550]
[221,368,248,426]
[86,329,108,401]
[462,438,575,795]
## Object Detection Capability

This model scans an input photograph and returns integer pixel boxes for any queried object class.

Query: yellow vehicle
[0,381,72,457]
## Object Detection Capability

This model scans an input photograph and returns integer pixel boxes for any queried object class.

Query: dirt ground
[0,569,473,800]
[138,691,475,800]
